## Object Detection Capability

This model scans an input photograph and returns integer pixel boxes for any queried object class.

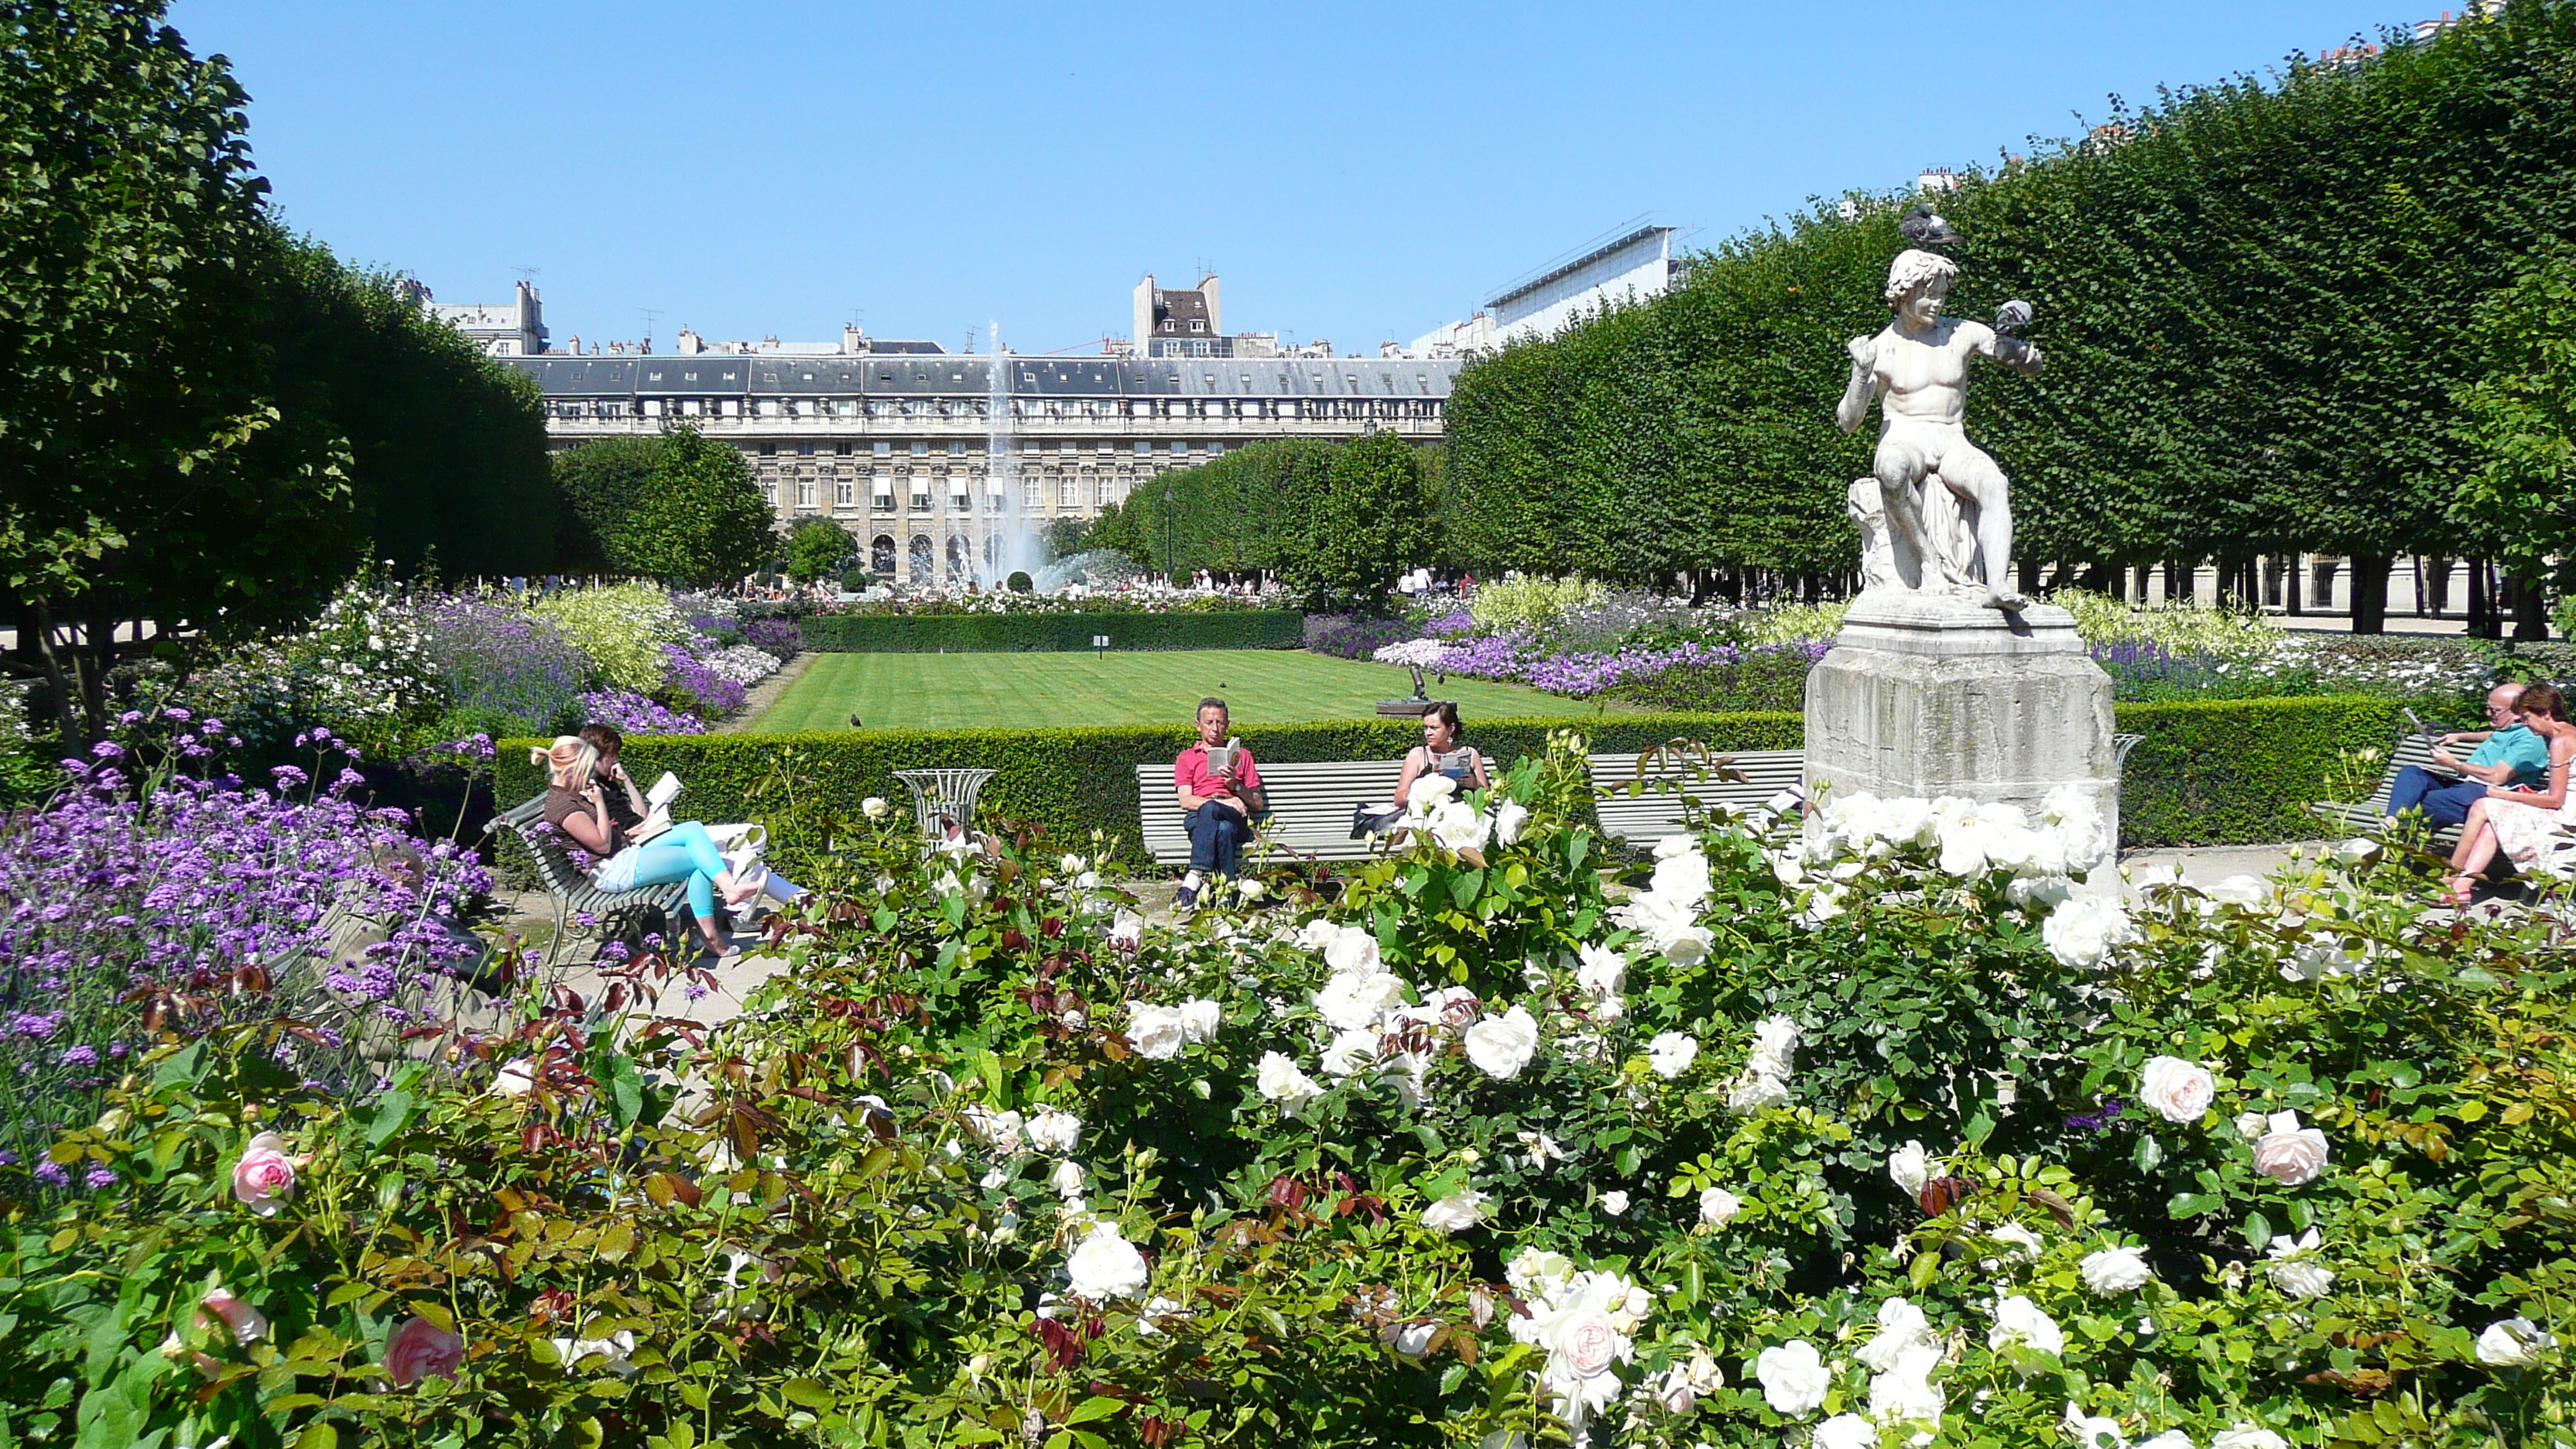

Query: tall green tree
[612,426,772,587]
[0,0,358,742]
[263,239,557,579]
[1286,432,1437,613]
[551,437,660,573]
[2453,248,2576,598]
[782,517,858,585]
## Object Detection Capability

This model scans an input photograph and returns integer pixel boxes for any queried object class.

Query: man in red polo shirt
[1173,696,1262,907]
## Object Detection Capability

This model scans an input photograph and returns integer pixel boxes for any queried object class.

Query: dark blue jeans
[1184,801,1253,876]
[2383,765,2485,827]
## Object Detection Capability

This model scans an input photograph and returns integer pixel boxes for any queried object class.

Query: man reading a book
[1173,697,1262,907]
[2384,683,2550,827]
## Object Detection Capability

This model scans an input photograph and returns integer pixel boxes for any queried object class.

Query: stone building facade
[506,348,1461,584]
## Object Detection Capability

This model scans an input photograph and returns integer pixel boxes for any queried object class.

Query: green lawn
[752,650,1635,733]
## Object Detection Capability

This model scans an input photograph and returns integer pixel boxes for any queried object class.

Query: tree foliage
[2453,248,2576,592]
[782,516,858,585]
[1103,437,1437,608]
[0,0,357,739]
[1292,431,1438,612]
[550,437,660,574]
[609,426,773,587]
[1442,3,2576,622]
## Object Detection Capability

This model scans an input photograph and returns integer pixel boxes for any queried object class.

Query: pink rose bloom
[384,1316,468,1388]
[1560,1312,1619,1378]
[231,1132,298,1217]
[197,1285,270,1345]
[2251,1110,2330,1187]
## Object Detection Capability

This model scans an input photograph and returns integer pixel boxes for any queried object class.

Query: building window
[1170,440,1187,455]
[1060,478,1080,507]
[761,480,777,505]
[872,479,892,512]
[909,482,930,510]
[759,443,776,456]
[911,441,929,457]
[796,480,816,509]
[1134,440,1151,456]
[873,441,892,457]
[872,535,896,574]
[1190,320,1205,332]
[835,478,855,508]
[835,441,854,455]
[1209,442,1225,457]
[797,442,815,456]
[947,440,966,456]
[1024,480,1043,508]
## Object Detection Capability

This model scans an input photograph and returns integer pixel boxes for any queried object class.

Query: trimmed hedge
[496,695,2406,875]
[798,610,1304,653]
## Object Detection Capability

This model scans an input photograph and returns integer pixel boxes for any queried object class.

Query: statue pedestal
[1803,593,2119,838]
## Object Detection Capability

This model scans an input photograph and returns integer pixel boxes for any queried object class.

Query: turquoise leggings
[623,821,731,920]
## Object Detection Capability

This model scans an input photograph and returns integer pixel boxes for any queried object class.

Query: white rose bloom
[1295,917,1341,951]
[1855,1296,1930,1372]
[1648,845,1713,907]
[964,1106,1025,1151]
[2135,1433,2195,1449]
[2208,874,2270,909]
[2081,1245,2154,1295]
[1600,1190,1630,1216]
[2210,1427,2289,1449]
[2064,1403,2130,1449]
[493,1058,536,1096]
[1866,1341,1945,1424]
[1321,925,1383,976]
[1108,910,1146,951]
[1575,943,1626,999]
[1065,1223,1152,1301]
[1410,773,1458,807]
[1814,1413,1878,1449]
[862,796,889,820]
[1235,877,1266,902]
[1315,970,1407,1032]
[2042,894,2136,969]
[1754,1339,1831,1418]
[2474,1317,2557,1367]
[1464,1005,1542,1079]
[1749,1015,1801,1077]
[1661,923,1716,967]
[2265,1230,2334,1300]
[1698,1187,1742,1227]
[1125,1004,1189,1060]
[1509,1270,1646,1423]
[1647,1032,1699,1078]
[1175,998,1224,1043]
[1025,1108,1081,1154]
[1992,1222,2046,1261]
[1516,1131,1567,1171]
[1988,1295,2066,1356]
[1319,1027,1381,1077]
[1492,799,1530,844]
[1505,1248,1576,1299]
[1418,1187,1487,1235]
[1887,1140,1934,1195]
[2251,1110,2329,1185]
[1254,1052,1323,1112]
[2234,1110,2270,1141]
[1050,1160,1086,1198]
[2138,1057,2217,1123]
[2331,837,2380,866]
[1136,1295,1187,1338]
[1060,854,1085,874]
[1727,1068,1793,1115]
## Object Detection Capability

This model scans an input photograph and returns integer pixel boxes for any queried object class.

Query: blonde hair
[1885,247,1960,304]
[531,735,598,790]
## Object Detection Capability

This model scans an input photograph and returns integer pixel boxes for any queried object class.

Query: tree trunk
[2348,554,2391,635]
[2467,558,2496,639]
[2164,560,2190,605]
[2509,569,2550,641]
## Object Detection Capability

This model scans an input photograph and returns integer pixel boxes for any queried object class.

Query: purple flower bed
[419,595,590,735]
[580,689,706,736]
[661,646,748,717]
[1422,608,1477,639]
[1304,615,1420,660]
[1,733,491,1190]
[1598,642,1831,713]
[742,615,802,662]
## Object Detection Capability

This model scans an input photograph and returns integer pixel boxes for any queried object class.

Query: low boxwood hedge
[495,695,2409,875]
[798,610,1304,653]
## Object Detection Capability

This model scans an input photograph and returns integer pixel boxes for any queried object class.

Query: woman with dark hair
[2444,682,2576,903]
[1355,703,1492,838]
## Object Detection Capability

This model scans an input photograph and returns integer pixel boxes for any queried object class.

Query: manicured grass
[752,650,1636,733]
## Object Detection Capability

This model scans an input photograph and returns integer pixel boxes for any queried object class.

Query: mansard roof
[507,354,1460,399]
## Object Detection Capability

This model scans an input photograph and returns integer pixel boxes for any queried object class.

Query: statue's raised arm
[1836,333,1882,434]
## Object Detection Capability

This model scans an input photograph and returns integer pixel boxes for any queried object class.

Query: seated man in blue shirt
[2385,682,2550,827]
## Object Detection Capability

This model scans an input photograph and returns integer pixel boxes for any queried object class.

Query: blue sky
[174,1,2413,358]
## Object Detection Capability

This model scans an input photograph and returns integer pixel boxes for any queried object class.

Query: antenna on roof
[512,265,540,284]
[637,307,662,354]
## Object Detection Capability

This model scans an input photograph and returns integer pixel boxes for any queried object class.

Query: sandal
[2440,875,2477,907]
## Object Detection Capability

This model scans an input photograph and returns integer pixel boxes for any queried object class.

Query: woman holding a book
[2442,683,2576,904]
[1393,702,1490,806]
[535,734,762,959]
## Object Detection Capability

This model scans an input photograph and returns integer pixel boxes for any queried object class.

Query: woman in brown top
[534,736,757,957]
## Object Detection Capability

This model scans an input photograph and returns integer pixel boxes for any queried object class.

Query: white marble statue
[1836,239,2041,611]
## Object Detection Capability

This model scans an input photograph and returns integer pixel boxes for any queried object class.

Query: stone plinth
[1804,593,2118,838]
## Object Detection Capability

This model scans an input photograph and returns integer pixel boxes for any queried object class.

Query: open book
[634,771,683,841]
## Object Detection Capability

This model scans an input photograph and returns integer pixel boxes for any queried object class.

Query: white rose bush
[8,731,2573,1448]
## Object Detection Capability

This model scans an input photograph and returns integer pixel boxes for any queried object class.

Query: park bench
[2307,735,2466,851]
[1134,759,1404,867]
[1589,749,1807,848]
[488,794,692,939]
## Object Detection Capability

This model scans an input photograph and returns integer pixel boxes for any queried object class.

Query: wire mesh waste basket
[892,768,997,846]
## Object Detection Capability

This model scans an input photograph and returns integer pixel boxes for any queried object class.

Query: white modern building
[1408,222,1682,356]
[426,279,550,357]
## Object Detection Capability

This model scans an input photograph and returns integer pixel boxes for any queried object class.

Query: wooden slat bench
[2307,735,2466,851]
[1135,760,1404,867]
[488,794,693,938]
[1589,749,1807,848]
